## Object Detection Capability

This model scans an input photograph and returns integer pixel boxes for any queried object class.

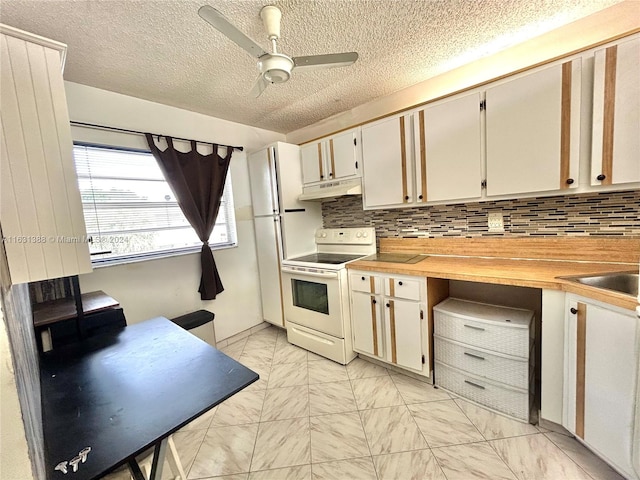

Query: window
[73,144,237,265]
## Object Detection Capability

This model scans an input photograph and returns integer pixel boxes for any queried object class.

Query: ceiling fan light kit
[198,4,358,97]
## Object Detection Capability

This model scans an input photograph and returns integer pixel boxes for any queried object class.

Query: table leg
[127,459,146,480]
[148,437,167,480]
[126,437,168,480]
[166,436,187,479]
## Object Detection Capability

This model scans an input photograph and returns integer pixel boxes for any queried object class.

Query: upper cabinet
[301,127,361,185]
[591,36,640,187]
[360,58,583,210]
[306,33,639,211]
[361,93,483,210]
[0,25,92,284]
[361,114,412,209]
[415,92,483,203]
[485,59,581,197]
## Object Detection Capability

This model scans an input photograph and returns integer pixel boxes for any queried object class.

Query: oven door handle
[281,267,339,279]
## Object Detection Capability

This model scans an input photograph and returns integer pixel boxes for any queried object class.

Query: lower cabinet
[349,271,430,376]
[564,295,639,480]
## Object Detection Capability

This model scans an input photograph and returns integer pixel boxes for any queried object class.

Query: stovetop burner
[286,253,366,265]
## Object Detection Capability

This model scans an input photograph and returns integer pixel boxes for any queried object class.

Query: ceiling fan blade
[292,52,358,71]
[250,75,270,98]
[198,5,267,58]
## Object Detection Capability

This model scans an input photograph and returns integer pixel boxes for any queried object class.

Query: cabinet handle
[398,281,403,286]
[386,303,390,308]
[596,174,606,181]
[464,324,485,331]
[566,178,574,185]
[404,195,409,200]
[361,276,365,281]
[464,380,486,390]
[418,194,423,200]
[329,172,333,177]
[464,352,485,361]
[570,307,578,315]
[372,299,377,305]
[320,174,324,179]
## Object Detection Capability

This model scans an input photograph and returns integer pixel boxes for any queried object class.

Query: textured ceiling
[0,0,623,134]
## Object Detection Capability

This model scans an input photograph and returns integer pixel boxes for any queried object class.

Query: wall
[65,82,285,341]
[0,283,41,480]
[322,190,640,238]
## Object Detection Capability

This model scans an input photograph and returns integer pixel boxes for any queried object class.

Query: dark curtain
[146,134,233,300]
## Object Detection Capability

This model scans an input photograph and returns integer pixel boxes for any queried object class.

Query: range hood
[298,178,362,201]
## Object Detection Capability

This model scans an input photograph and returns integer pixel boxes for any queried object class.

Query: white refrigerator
[248,142,322,327]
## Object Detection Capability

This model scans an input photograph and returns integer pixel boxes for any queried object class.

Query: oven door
[281,266,345,338]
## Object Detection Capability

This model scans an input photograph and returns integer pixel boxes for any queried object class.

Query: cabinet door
[330,129,360,179]
[385,299,423,371]
[362,115,412,209]
[1,31,91,283]
[416,92,482,202]
[591,36,640,186]
[301,141,325,184]
[253,216,284,327]
[564,298,638,478]
[486,60,581,197]
[352,292,383,358]
[248,148,277,217]
[273,142,309,212]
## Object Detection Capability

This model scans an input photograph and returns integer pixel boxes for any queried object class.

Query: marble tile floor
[104,326,624,480]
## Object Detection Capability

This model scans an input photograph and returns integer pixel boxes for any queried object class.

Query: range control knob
[363,231,368,237]
[356,232,362,238]
[321,232,327,238]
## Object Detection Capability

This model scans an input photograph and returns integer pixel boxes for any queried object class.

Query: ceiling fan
[198,5,358,97]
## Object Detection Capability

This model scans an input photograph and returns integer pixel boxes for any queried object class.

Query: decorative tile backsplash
[321,190,640,238]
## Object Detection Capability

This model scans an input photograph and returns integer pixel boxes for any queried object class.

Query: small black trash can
[170,310,216,346]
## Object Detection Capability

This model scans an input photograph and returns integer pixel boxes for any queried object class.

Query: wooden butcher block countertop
[347,237,640,311]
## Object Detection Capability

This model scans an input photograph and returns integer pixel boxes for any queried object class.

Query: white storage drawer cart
[434,297,534,422]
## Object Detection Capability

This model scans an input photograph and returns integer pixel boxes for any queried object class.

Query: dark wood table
[40,317,258,480]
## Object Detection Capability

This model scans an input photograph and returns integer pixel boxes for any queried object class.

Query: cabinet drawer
[385,277,422,300]
[435,362,530,422]
[434,336,528,389]
[350,273,379,293]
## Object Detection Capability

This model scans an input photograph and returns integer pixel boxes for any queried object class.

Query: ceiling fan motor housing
[259,53,294,83]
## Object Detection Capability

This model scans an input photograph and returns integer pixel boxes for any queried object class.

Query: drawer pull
[464,324,485,331]
[464,380,486,390]
[464,352,485,361]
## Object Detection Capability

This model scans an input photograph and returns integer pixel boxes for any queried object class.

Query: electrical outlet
[488,212,504,232]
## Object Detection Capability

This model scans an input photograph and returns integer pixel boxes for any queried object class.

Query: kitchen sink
[562,271,639,296]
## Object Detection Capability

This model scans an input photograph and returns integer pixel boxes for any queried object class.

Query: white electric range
[281,227,376,364]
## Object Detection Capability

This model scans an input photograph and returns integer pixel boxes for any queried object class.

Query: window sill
[90,242,238,269]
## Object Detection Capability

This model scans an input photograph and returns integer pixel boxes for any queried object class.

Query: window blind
[73,144,237,264]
